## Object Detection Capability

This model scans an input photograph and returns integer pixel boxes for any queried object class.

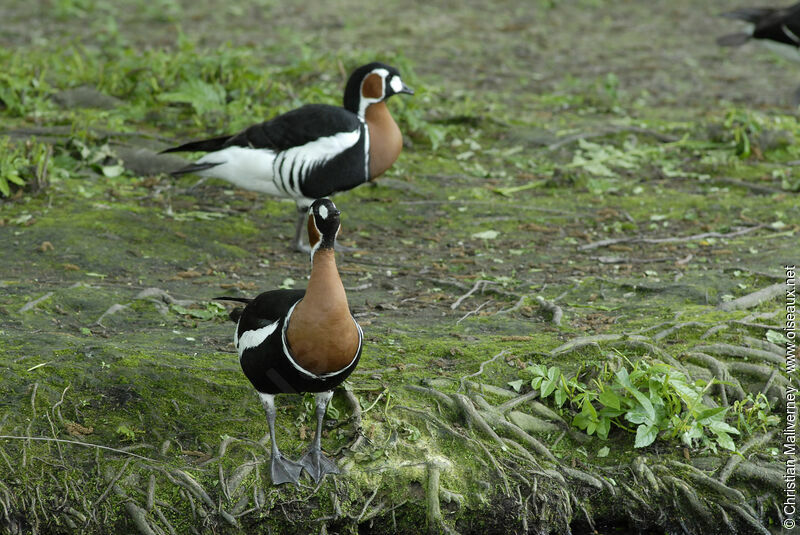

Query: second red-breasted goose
[216,198,362,484]
[162,62,413,252]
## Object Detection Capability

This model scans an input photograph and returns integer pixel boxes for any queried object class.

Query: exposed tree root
[534,296,563,325]
[718,282,785,311]
[718,430,778,485]
[694,343,783,366]
[1,331,785,534]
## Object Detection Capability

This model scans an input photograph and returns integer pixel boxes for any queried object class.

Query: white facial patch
[390,76,404,93]
[318,204,329,219]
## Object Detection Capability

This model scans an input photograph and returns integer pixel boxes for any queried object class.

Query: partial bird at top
[161,62,414,252]
[717,2,800,61]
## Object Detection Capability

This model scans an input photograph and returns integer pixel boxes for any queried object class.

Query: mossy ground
[0,1,798,534]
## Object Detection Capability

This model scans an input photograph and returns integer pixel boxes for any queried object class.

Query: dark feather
[720,7,776,23]
[160,135,232,154]
[222,105,361,152]
[214,297,253,303]
[169,162,222,177]
[753,4,800,45]
[161,104,361,159]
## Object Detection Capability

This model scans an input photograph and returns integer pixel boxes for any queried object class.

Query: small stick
[97,458,132,507]
[456,300,490,324]
[357,487,380,523]
[0,435,156,462]
[30,383,39,420]
[19,292,54,313]
[460,350,509,388]
[451,280,496,310]
[547,125,679,150]
[579,225,765,251]
[495,295,526,315]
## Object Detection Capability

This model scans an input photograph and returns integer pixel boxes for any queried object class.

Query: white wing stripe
[236,320,279,357]
[275,129,361,194]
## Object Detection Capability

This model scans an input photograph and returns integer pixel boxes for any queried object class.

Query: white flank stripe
[196,146,282,195]
[274,129,360,195]
[783,24,800,45]
[236,320,279,357]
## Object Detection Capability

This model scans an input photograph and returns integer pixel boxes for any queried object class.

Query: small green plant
[115,424,137,441]
[0,137,53,197]
[723,109,761,158]
[731,393,781,434]
[524,358,769,452]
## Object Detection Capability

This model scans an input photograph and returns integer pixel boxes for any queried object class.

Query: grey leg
[293,208,311,253]
[259,393,302,485]
[299,391,339,483]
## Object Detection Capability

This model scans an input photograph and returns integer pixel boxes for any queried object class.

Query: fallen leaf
[65,421,94,437]
[471,230,500,240]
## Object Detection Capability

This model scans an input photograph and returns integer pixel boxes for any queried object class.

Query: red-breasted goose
[216,198,361,484]
[163,63,413,252]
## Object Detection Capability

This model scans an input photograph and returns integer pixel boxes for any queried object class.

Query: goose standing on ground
[162,62,413,252]
[216,198,362,484]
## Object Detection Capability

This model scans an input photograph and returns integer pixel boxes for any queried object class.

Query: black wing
[236,289,306,333]
[721,7,777,24]
[223,104,361,152]
[161,104,361,155]
[753,4,800,45]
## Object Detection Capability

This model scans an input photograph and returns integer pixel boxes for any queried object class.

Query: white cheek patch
[318,204,329,219]
[390,76,404,93]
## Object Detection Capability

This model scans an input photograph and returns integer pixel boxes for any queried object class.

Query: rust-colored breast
[366,102,403,179]
[285,251,359,375]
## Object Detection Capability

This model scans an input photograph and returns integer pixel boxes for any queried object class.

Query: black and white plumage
[718,2,800,61]
[230,287,363,396]
[216,199,362,484]
[162,62,413,251]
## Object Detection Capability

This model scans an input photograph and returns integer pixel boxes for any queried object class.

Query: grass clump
[521,358,778,452]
